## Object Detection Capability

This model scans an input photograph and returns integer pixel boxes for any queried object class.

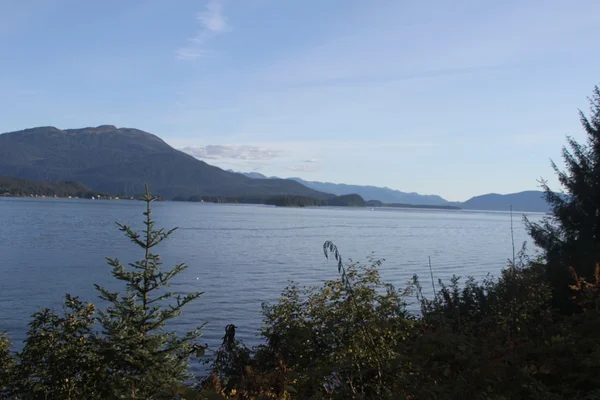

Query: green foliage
[94,185,204,398]
[13,295,102,399]
[404,248,555,399]
[0,332,14,397]
[415,245,551,335]
[525,85,600,310]
[0,186,205,398]
[198,239,600,400]
[259,262,413,398]
[202,242,416,399]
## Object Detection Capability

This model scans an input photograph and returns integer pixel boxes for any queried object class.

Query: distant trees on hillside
[0,176,102,198]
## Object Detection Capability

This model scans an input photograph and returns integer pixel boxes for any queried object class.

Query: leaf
[284,385,297,393]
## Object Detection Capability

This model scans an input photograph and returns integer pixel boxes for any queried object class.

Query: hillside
[0,176,100,198]
[232,170,553,211]
[327,194,366,207]
[0,126,331,200]
[231,171,449,205]
[461,191,549,212]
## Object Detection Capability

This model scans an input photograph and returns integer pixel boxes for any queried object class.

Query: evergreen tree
[0,332,14,397]
[95,186,204,398]
[525,85,600,310]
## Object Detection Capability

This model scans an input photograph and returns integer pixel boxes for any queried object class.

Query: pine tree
[525,85,600,310]
[95,186,204,398]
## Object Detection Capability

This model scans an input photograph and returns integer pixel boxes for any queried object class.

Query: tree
[14,295,102,399]
[0,332,14,397]
[94,185,204,398]
[526,85,600,310]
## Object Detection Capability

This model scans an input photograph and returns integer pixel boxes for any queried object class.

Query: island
[365,200,461,210]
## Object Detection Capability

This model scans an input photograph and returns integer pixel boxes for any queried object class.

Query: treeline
[265,195,325,207]
[365,199,461,210]
[1,87,600,399]
[175,193,460,209]
[0,176,106,199]
[173,195,269,204]
[173,193,367,207]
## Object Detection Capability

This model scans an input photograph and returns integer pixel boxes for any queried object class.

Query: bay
[0,198,543,357]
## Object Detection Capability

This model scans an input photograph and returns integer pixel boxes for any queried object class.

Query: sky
[1,0,600,201]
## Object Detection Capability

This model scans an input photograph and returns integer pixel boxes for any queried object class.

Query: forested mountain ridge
[0,126,331,200]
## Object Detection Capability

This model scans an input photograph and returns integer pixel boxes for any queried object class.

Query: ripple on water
[0,198,542,375]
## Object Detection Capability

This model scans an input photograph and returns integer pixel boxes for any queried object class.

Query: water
[0,198,542,361]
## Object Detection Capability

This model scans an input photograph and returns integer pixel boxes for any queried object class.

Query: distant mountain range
[0,126,329,199]
[228,171,448,205]
[0,125,553,212]
[460,191,551,213]
[231,171,551,212]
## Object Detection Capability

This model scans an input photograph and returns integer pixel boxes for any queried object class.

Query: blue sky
[1,0,600,201]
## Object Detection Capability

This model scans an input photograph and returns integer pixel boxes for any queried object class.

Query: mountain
[288,178,449,205]
[0,126,331,200]
[232,171,552,212]
[227,170,273,179]
[232,171,449,206]
[461,191,549,212]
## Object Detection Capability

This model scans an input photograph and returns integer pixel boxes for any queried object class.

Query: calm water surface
[0,198,542,357]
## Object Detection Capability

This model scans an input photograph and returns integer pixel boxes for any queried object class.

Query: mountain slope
[461,191,549,212]
[232,171,449,205]
[288,178,449,205]
[231,171,552,212]
[0,126,331,199]
[0,176,99,198]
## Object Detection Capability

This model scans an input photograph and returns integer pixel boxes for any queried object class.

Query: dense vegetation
[326,194,366,207]
[525,85,600,312]
[0,176,105,198]
[265,195,325,207]
[174,194,367,207]
[1,86,600,398]
[0,125,330,200]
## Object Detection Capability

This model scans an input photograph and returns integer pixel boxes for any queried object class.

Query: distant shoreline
[0,194,133,200]
[0,195,459,210]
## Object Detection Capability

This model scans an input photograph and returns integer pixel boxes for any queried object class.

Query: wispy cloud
[302,158,320,163]
[181,144,284,160]
[176,0,229,60]
[197,0,227,33]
